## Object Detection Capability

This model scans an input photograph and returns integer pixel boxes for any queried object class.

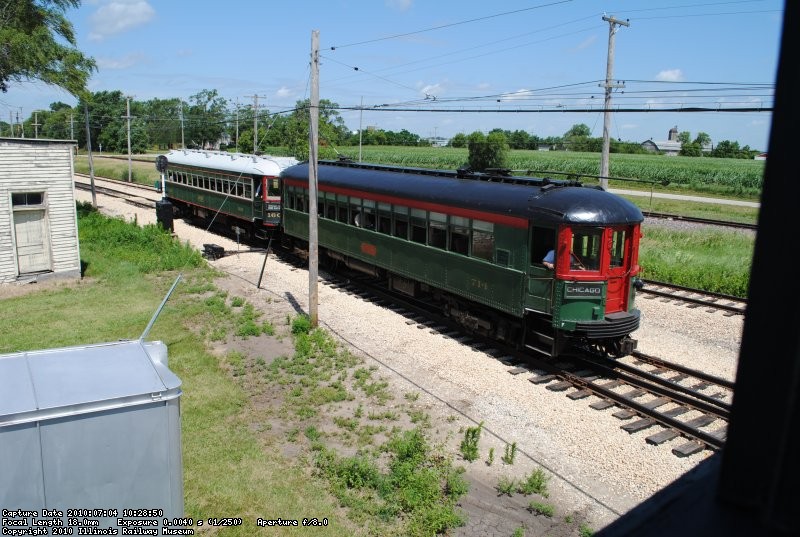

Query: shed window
[12,192,44,206]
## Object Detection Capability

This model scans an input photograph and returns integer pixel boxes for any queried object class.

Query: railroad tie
[589,399,615,410]
[672,441,705,457]
[568,389,592,400]
[683,414,716,428]
[666,373,689,383]
[508,366,529,376]
[529,374,557,385]
[621,417,657,433]
[546,380,574,392]
[646,429,681,445]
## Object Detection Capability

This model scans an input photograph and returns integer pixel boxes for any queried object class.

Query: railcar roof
[282,161,644,226]
[162,149,298,176]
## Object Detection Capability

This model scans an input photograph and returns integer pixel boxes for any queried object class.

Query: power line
[328,0,573,49]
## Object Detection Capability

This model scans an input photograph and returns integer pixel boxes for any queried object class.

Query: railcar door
[605,226,634,313]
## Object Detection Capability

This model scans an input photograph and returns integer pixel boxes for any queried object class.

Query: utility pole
[124,96,133,182]
[245,94,266,154]
[599,14,629,190]
[33,111,41,138]
[84,104,97,207]
[309,29,320,328]
[179,102,185,149]
[9,112,12,137]
[235,98,239,152]
[358,96,363,162]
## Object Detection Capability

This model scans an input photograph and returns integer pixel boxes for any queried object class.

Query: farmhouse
[0,137,81,283]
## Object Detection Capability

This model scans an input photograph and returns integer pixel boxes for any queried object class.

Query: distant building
[0,137,81,283]
[641,125,712,156]
[755,152,767,160]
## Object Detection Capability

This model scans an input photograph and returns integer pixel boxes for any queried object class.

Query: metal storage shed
[0,137,81,283]
[0,339,183,529]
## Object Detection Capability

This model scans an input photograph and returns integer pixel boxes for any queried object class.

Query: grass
[1,209,350,535]
[638,225,753,297]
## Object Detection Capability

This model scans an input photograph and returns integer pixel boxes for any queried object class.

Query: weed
[286,428,299,442]
[486,447,495,466]
[518,468,549,497]
[502,442,517,465]
[528,501,554,517]
[291,314,312,334]
[404,391,420,402]
[511,527,525,537]
[579,524,595,537]
[304,425,322,442]
[565,514,574,523]
[496,476,516,496]
[354,404,364,418]
[261,320,276,336]
[230,296,245,307]
[459,421,483,462]
[334,417,359,431]
[446,415,457,422]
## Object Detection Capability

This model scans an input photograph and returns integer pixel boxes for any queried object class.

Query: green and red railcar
[281,160,644,358]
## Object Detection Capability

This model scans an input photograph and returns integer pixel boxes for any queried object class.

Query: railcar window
[350,197,362,225]
[610,229,627,268]
[326,192,337,220]
[378,202,391,235]
[410,208,427,244]
[318,196,326,218]
[362,199,376,230]
[429,211,447,250]
[571,229,602,271]
[530,226,555,265]
[393,205,409,239]
[449,215,469,256]
[337,196,349,223]
[471,220,494,261]
[268,177,280,196]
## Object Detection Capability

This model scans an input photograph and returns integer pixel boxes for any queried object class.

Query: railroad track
[74,179,157,210]
[247,246,734,458]
[639,280,746,316]
[643,211,756,231]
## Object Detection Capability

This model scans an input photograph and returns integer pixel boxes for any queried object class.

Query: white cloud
[386,0,413,12]
[88,1,155,41]
[573,35,597,52]
[275,86,293,99]
[96,53,144,70]
[655,69,684,82]
[419,82,443,98]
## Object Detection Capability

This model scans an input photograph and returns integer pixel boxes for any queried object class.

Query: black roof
[281,160,643,226]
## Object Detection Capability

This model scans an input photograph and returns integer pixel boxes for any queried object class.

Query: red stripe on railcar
[283,178,528,229]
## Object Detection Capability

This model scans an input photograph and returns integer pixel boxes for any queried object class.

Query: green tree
[677,131,692,144]
[185,89,228,149]
[281,98,348,160]
[449,133,468,148]
[142,97,183,149]
[467,131,508,171]
[565,123,591,137]
[77,90,127,151]
[0,0,96,95]
[694,132,711,147]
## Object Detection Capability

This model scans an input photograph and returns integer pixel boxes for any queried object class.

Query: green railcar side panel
[284,210,525,316]
[167,184,254,220]
[526,265,553,312]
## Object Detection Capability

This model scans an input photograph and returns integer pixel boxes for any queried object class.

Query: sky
[1,0,786,151]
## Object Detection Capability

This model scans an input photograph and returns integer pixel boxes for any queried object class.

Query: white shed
[0,137,81,283]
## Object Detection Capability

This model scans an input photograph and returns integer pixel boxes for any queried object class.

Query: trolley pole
[599,15,628,190]
[309,29,320,328]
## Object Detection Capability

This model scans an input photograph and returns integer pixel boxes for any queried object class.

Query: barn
[0,137,81,283]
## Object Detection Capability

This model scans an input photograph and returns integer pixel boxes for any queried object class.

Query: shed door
[13,193,51,274]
